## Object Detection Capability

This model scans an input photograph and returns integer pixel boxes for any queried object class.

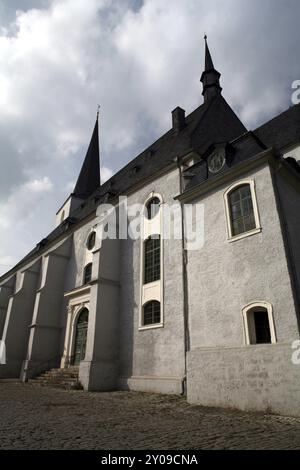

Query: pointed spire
[204,34,214,70]
[73,111,100,199]
[200,35,222,102]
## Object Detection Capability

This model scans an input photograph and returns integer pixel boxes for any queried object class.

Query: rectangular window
[143,301,161,326]
[229,184,256,236]
[144,236,160,284]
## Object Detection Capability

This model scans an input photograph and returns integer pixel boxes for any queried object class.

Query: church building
[1,38,300,417]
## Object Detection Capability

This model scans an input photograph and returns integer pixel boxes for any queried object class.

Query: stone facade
[1,40,300,417]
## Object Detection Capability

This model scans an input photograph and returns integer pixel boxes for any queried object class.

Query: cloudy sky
[0,0,299,275]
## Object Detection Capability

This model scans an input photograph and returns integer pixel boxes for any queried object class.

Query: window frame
[145,197,161,220]
[224,179,261,242]
[144,235,161,285]
[142,300,161,327]
[86,231,96,251]
[139,192,164,331]
[83,263,93,285]
[242,301,277,346]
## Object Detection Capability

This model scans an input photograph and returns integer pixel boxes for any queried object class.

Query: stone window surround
[242,301,277,346]
[223,178,262,243]
[139,192,164,331]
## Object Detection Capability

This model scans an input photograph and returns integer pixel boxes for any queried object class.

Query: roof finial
[204,33,207,41]
[97,104,100,120]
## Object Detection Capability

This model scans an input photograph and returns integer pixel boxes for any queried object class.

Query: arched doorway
[73,308,89,365]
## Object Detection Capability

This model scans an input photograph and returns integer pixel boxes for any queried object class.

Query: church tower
[200,35,222,102]
[56,114,100,226]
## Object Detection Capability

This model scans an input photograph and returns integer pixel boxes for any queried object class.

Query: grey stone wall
[119,168,186,388]
[63,217,97,293]
[275,166,300,321]
[185,162,300,415]
[186,163,299,350]
[187,344,300,417]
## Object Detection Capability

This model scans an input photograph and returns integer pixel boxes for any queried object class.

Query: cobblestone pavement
[1,382,300,450]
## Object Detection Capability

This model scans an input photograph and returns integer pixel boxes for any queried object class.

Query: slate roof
[182,130,267,192]
[181,102,300,194]
[254,103,300,151]
[73,116,100,199]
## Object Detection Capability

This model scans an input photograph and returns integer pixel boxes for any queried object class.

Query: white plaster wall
[119,168,186,382]
[63,217,98,293]
[275,168,300,311]
[187,163,299,350]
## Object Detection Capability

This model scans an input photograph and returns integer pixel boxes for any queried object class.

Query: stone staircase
[29,366,82,390]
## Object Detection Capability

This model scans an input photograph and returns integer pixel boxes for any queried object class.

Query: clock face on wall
[207,148,226,173]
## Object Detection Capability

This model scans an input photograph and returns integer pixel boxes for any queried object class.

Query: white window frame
[242,301,277,346]
[86,230,96,251]
[139,192,164,331]
[224,179,262,242]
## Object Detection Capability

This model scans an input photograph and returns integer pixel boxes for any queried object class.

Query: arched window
[83,263,92,284]
[229,184,255,236]
[146,197,160,220]
[86,231,96,250]
[143,301,161,326]
[242,302,276,345]
[224,180,261,240]
[144,235,160,284]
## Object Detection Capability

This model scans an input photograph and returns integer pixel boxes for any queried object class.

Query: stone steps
[29,366,82,390]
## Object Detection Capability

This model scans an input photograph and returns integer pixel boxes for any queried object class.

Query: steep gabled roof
[73,117,100,199]
[190,94,247,150]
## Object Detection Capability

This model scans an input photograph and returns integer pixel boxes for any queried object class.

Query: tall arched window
[144,235,160,284]
[83,263,92,284]
[139,193,163,331]
[224,180,261,240]
[143,301,161,326]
